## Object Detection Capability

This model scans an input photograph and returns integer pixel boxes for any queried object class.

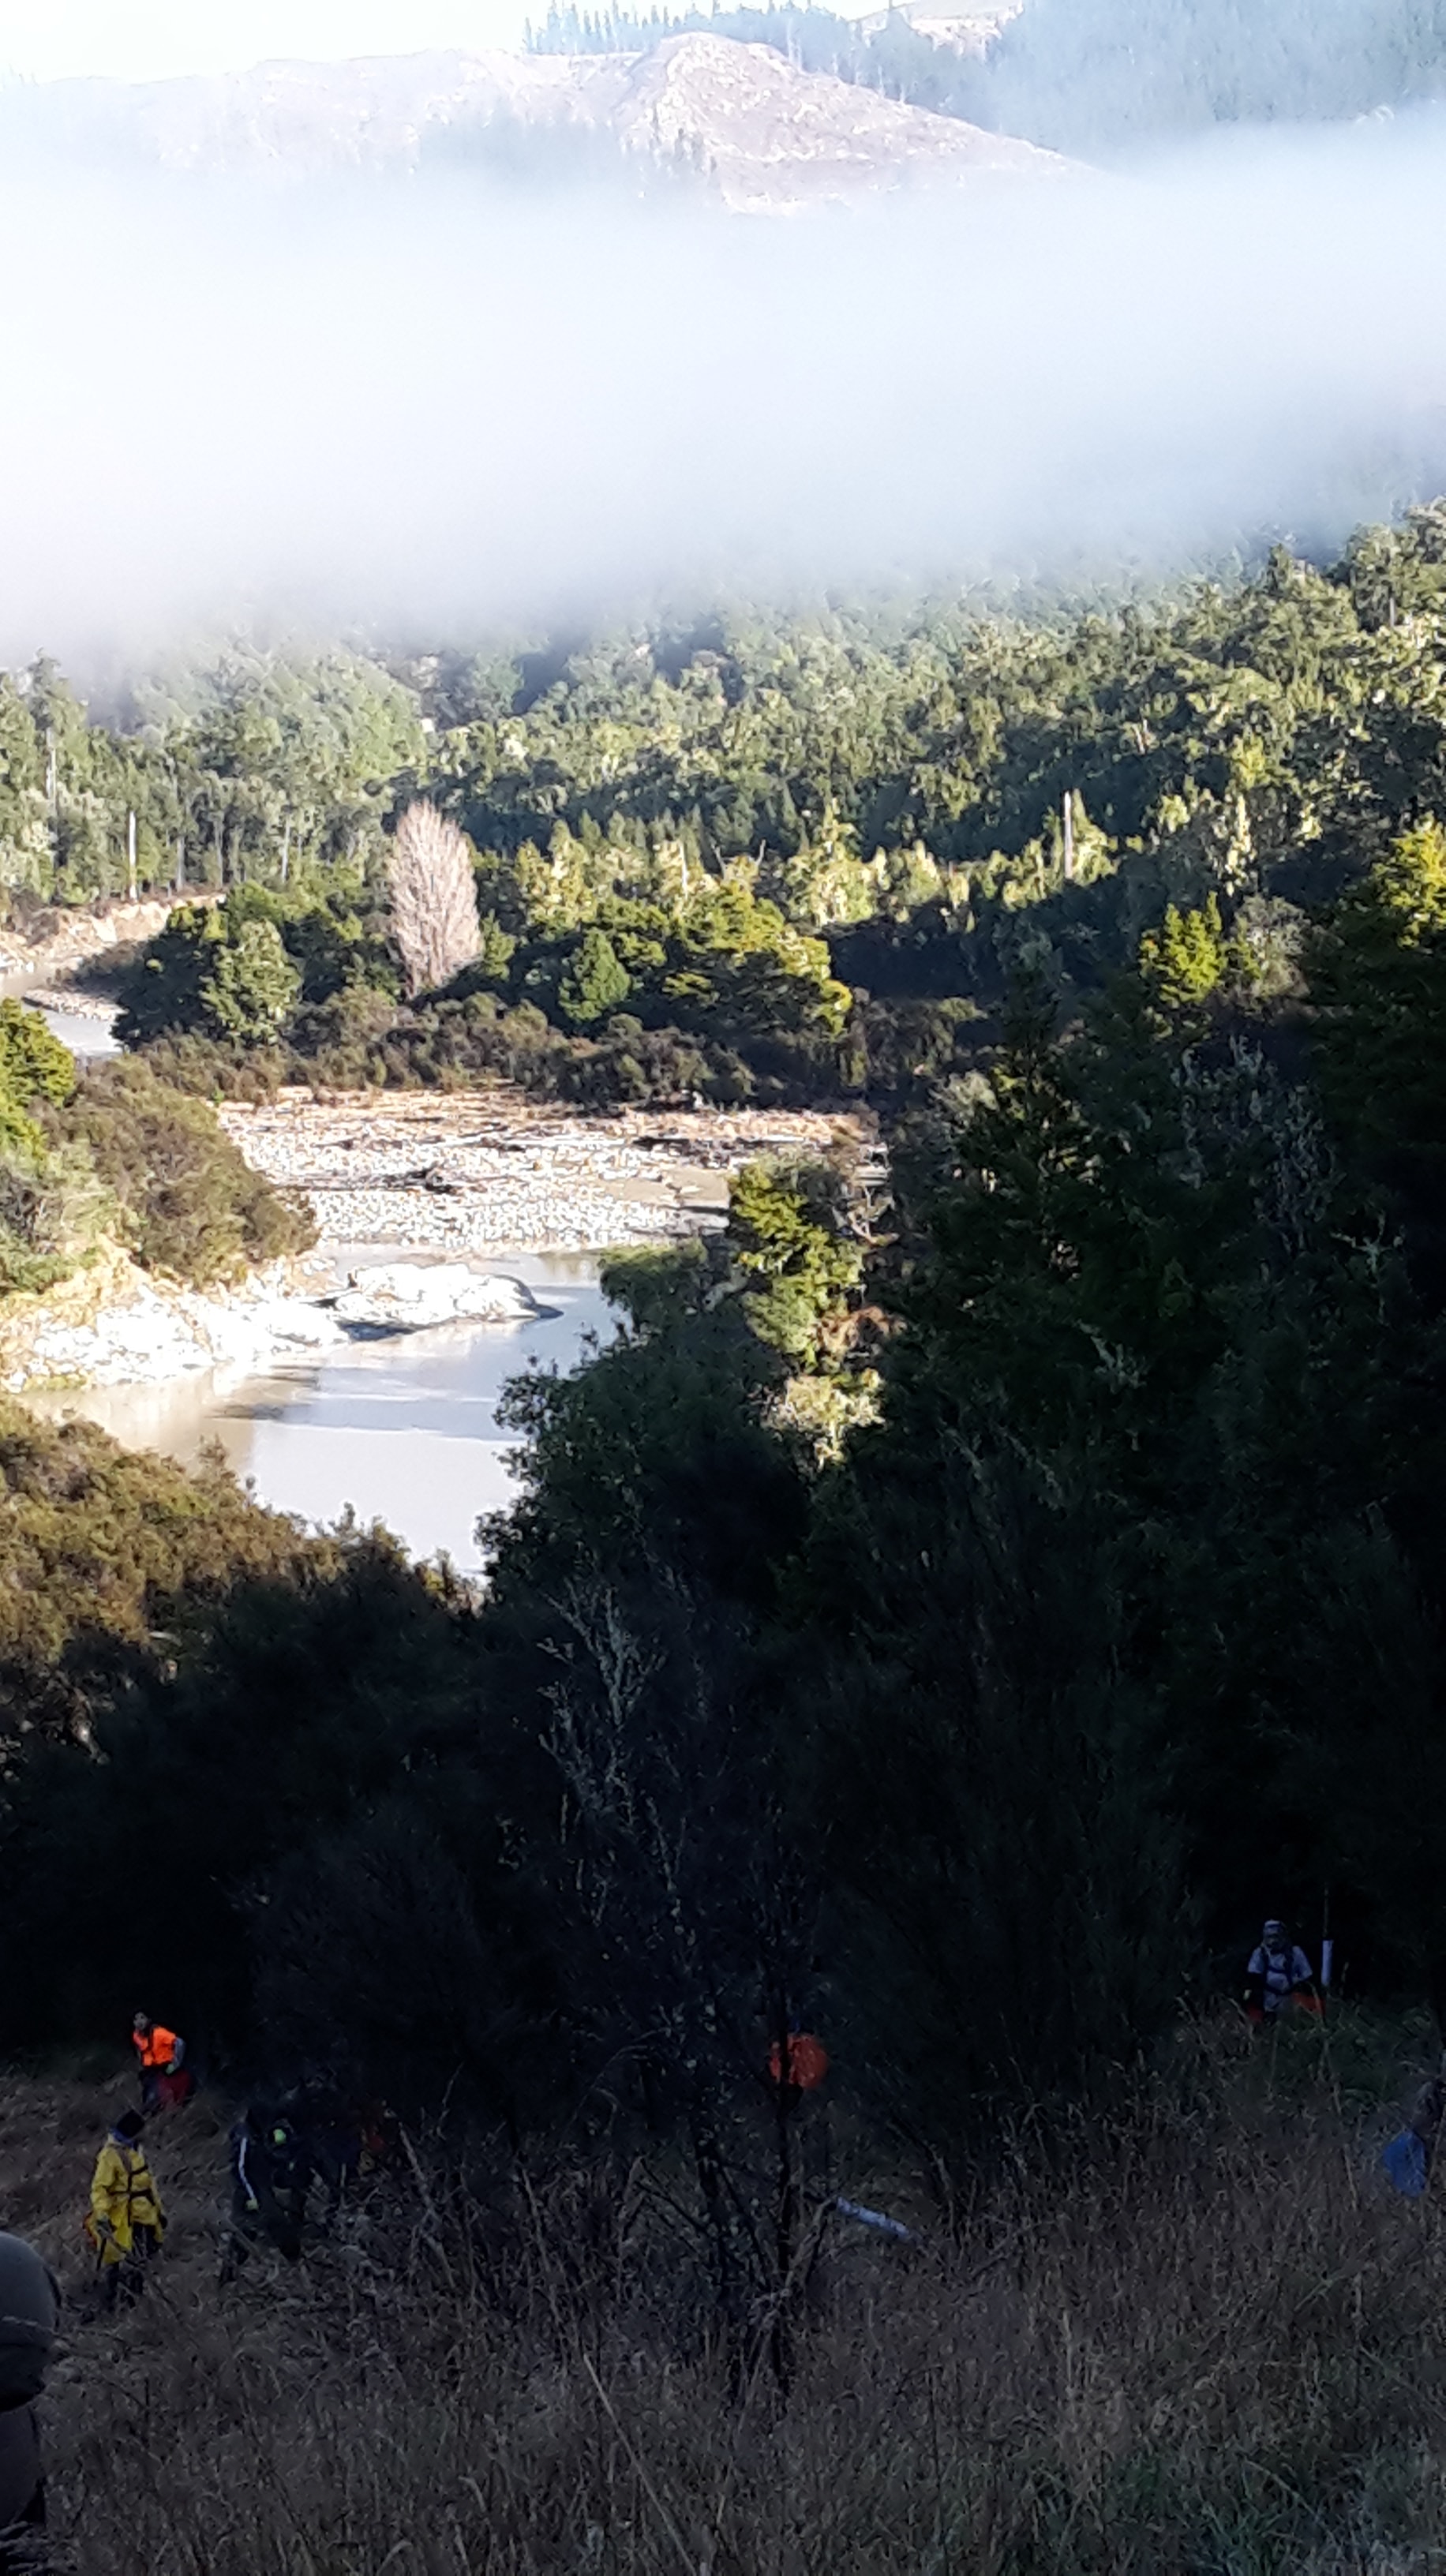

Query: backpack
[1384,2129,1430,2198]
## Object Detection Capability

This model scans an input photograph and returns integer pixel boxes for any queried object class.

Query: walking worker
[1384,2051,1446,2196]
[131,2013,185,2111]
[0,2231,59,2570]
[84,2110,166,2308]
[221,2107,312,2281]
[1245,1919,1316,2024]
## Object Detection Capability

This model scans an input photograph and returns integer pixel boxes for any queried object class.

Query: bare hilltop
[0,33,1070,213]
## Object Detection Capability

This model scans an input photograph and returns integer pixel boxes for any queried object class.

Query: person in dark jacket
[0,2231,59,2571]
[220,2108,313,2282]
[1410,2053,1446,2172]
[291,2078,363,2219]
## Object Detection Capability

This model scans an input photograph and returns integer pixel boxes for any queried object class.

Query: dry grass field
[6,2013,1446,2576]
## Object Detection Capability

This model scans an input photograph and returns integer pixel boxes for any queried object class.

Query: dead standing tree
[541,1571,822,2385]
[387,801,481,998]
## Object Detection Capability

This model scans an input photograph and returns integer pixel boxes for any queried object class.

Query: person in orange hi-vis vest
[131,2015,184,2112]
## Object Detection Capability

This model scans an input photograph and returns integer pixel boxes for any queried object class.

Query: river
[0,966,121,1059]
[28,1251,617,1574]
[6,977,622,1568]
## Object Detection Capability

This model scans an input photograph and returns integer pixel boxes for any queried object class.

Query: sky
[0,1,536,83]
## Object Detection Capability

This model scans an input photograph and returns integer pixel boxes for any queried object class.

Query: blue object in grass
[1384,2129,1429,2197]
[835,2197,914,2241]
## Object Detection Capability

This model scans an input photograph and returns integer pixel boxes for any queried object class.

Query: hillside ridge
[0,35,1071,212]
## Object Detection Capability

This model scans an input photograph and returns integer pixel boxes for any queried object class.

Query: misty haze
[3,19,1446,662]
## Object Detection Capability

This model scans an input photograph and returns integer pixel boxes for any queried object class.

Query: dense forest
[5,796,1446,2141]
[530,0,1446,152]
[4,508,1446,2200]
[8,504,1446,1112]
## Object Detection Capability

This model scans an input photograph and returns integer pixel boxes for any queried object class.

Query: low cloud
[5,102,1446,668]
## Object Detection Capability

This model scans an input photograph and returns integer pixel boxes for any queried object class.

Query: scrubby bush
[0,1398,337,1698]
[116,886,395,1050]
[51,1058,315,1284]
[0,1005,98,1291]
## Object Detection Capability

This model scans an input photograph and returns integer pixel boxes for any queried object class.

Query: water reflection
[30,1252,616,1574]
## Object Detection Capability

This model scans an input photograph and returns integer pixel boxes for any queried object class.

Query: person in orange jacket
[131,2014,185,2111]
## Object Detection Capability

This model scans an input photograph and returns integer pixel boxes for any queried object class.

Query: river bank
[220,1089,869,1255]
[21,1249,613,1567]
[0,1080,868,1395]
[0,1242,558,1395]
[0,893,175,987]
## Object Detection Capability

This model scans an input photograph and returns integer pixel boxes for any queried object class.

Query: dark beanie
[113,2110,144,2143]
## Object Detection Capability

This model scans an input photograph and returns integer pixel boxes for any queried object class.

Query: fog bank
[5,107,1446,664]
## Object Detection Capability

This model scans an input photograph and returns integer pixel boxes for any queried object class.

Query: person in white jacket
[1246,1919,1315,2022]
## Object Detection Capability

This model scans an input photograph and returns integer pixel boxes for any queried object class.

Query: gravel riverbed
[221,1090,868,1254]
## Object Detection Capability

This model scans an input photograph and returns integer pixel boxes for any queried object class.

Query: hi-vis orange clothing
[85,2139,165,2267]
[133,2024,178,2072]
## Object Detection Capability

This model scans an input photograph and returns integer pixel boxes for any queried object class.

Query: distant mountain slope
[609,33,1065,206]
[0,36,1070,212]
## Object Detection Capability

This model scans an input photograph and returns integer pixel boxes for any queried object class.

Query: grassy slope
[9,2012,1446,2574]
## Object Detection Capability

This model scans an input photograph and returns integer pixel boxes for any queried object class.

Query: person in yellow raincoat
[84,2110,165,2309]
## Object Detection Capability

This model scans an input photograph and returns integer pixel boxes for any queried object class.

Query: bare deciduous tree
[387,801,481,998]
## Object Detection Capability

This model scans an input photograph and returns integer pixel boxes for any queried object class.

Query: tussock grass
[6,2014,1446,2575]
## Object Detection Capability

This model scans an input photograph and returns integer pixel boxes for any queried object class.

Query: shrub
[0,1141,114,1295]
[558,927,633,1028]
[0,1398,335,1692]
[54,1058,316,1285]
[200,917,302,1042]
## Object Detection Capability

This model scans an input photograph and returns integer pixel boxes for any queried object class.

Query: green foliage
[1309,818,1446,1298]
[1138,894,1227,1009]
[0,969,306,1297]
[200,916,302,1042]
[728,1159,863,1365]
[57,1058,316,1285]
[0,1007,88,1286]
[118,888,392,1048]
[0,1399,336,1690]
[0,1142,113,1297]
[556,925,632,1027]
[16,519,1446,2171]
[7,502,1446,1111]
[1310,817,1446,1195]
[2,909,1446,2174]
[0,1001,75,1110]
[474,911,517,987]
